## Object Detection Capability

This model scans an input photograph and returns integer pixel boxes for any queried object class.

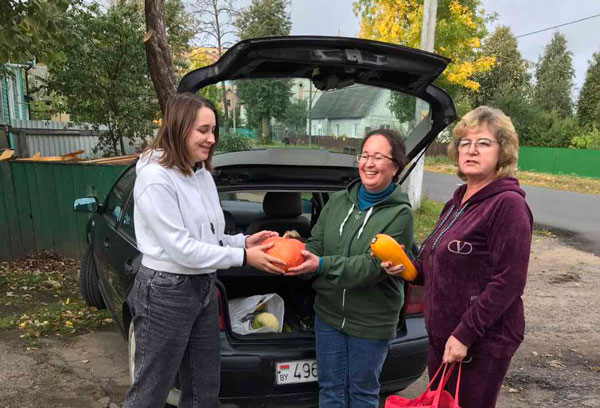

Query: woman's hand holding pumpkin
[380,259,405,276]
[286,250,319,276]
[246,243,287,274]
[370,244,407,277]
[245,230,279,248]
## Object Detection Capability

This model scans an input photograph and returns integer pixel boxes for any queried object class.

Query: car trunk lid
[178,36,456,162]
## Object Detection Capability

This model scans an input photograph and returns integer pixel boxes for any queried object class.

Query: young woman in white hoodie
[123,93,285,408]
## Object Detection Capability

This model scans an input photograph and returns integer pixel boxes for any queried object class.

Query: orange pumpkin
[263,231,305,272]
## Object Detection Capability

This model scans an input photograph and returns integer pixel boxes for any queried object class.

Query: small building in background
[308,85,402,138]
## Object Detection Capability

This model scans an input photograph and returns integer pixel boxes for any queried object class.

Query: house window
[335,124,340,136]
[353,124,357,138]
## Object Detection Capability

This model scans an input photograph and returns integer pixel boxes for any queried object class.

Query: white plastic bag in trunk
[228,293,285,335]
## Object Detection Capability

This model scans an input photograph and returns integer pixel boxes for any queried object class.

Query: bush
[571,126,600,150]
[217,132,254,152]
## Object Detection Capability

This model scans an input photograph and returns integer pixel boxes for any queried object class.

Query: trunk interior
[218,267,316,339]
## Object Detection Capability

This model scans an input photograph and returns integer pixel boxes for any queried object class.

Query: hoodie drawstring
[339,204,355,236]
[356,207,373,239]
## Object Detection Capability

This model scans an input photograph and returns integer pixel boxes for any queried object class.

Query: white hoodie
[133,150,246,274]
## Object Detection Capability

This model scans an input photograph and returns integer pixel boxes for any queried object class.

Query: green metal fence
[518,147,600,179]
[0,161,127,261]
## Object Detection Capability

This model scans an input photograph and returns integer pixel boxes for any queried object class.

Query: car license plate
[275,360,318,385]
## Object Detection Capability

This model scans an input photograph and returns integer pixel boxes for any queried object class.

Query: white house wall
[362,90,403,132]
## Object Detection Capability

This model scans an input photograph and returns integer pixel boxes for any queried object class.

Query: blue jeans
[123,265,220,408]
[315,314,391,408]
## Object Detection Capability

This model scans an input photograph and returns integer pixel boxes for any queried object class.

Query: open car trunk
[218,267,316,340]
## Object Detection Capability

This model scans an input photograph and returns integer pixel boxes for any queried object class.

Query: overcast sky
[286,0,600,97]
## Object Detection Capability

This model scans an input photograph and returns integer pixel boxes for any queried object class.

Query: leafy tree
[353,0,495,97]
[470,26,531,107]
[47,3,157,156]
[0,0,70,64]
[281,98,308,134]
[577,52,600,129]
[218,131,254,151]
[571,126,600,150]
[534,32,574,118]
[235,0,291,40]
[236,78,292,142]
[234,0,292,143]
[488,88,543,146]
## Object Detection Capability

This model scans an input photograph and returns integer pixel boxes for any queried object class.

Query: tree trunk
[119,135,126,156]
[144,0,176,114]
[261,116,270,144]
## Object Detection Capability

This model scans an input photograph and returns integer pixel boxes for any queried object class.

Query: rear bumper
[218,316,428,406]
[380,317,428,392]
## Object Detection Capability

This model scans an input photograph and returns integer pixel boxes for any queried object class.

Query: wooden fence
[0,161,126,261]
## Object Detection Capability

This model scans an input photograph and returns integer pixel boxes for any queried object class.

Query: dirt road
[1,235,598,407]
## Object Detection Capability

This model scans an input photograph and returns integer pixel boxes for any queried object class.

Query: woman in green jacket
[288,128,413,408]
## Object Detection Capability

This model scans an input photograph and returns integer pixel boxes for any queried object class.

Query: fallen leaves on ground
[0,251,112,344]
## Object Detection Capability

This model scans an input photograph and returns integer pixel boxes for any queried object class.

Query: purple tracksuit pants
[427,335,512,408]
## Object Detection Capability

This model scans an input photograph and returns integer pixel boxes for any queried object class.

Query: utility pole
[404,0,437,209]
[308,80,313,146]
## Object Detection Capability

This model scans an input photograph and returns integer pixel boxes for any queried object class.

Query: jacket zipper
[422,203,469,327]
[341,289,347,329]
[339,207,362,330]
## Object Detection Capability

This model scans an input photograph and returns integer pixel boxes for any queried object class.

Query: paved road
[422,171,600,255]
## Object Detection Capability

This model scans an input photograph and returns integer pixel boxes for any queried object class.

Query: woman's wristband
[243,248,248,266]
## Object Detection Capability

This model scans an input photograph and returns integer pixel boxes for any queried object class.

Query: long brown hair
[148,93,220,176]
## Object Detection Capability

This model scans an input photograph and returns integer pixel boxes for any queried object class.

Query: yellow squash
[370,234,417,281]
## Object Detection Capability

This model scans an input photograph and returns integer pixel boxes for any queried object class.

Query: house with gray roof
[308,84,403,138]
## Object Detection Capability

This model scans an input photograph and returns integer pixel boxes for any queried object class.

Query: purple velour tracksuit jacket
[414,177,533,359]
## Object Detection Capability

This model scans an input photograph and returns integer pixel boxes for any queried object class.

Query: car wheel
[79,246,106,309]
[128,320,181,407]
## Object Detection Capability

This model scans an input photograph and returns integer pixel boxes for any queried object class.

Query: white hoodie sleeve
[220,232,247,248]
[136,182,245,270]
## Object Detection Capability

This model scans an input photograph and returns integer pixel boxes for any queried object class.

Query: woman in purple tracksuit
[383,106,533,408]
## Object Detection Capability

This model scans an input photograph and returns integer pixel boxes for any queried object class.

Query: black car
[74,36,456,407]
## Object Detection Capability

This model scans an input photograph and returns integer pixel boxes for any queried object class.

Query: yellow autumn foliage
[354,0,494,92]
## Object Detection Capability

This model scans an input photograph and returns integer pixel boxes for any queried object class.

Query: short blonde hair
[447,106,519,181]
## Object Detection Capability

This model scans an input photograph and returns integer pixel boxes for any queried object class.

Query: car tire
[128,319,181,407]
[79,246,106,309]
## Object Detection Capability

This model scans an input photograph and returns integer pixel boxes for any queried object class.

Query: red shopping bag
[384,362,462,408]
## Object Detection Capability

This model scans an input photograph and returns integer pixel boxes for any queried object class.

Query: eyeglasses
[457,138,501,152]
[356,153,394,165]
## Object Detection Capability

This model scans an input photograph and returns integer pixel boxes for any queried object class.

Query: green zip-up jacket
[305,179,414,340]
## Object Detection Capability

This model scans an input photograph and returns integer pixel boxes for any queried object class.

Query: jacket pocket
[151,272,188,289]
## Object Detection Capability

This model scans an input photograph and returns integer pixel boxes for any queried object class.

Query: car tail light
[216,288,225,331]
[403,284,424,316]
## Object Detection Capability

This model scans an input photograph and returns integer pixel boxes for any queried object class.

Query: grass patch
[533,228,557,238]
[0,251,112,347]
[424,155,600,195]
[413,197,445,244]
